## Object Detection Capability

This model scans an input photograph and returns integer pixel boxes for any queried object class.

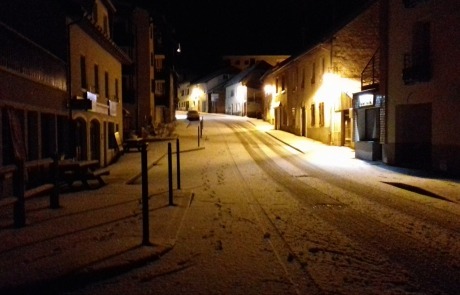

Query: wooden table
[58,159,99,188]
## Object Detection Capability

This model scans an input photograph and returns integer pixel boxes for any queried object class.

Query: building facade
[225,61,272,118]
[0,1,68,164]
[114,1,155,136]
[68,0,131,165]
[381,0,460,175]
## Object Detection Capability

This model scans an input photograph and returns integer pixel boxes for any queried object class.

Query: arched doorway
[89,119,101,161]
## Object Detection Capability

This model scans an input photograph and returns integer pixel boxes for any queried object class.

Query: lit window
[310,103,315,126]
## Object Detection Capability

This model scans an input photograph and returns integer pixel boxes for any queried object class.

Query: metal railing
[361,48,380,91]
[0,22,67,91]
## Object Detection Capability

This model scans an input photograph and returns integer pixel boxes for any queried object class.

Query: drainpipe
[66,16,83,159]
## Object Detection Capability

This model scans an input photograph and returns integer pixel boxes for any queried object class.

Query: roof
[191,66,240,84]
[225,61,273,89]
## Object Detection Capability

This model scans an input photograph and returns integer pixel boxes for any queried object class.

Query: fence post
[13,160,26,227]
[141,142,150,245]
[176,138,181,190]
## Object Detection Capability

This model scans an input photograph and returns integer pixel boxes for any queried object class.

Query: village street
[68,114,460,295]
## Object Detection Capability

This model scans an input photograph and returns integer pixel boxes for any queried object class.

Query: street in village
[1,113,459,294]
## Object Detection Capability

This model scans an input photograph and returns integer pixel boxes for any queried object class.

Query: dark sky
[142,0,370,73]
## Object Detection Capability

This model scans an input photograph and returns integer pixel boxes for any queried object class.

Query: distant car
[186,110,200,121]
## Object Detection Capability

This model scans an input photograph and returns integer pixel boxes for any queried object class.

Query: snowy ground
[64,114,460,295]
[0,115,460,294]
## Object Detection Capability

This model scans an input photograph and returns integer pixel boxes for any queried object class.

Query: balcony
[361,48,380,91]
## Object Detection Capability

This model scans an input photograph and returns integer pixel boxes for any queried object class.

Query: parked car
[186,110,200,121]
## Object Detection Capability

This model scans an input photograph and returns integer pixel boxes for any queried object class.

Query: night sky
[140,0,370,73]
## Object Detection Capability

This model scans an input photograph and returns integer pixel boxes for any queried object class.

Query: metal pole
[141,142,150,245]
[200,117,203,138]
[168,142,174,206]
[198,126,200,147]
[50,153,60,209]
[176,138,181,190]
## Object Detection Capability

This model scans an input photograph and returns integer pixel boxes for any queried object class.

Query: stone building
[262,1,379,146]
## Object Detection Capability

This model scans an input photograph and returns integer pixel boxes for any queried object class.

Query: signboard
[358,93,374,107]
[87,91,98,112]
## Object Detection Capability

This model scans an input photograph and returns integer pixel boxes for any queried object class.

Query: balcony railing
[361,48,380,91]
[0,22,67,91]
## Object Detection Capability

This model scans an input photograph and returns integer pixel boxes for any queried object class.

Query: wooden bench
[0,157,59,227]
[123,138,147,152]
[0,165,18,209]
[86,167,110,186]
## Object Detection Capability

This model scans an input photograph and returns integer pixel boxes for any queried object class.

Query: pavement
[0,115,459,294]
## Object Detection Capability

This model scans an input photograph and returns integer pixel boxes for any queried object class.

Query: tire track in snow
[227,120,460,294]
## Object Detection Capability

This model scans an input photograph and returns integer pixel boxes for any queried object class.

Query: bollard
[200,117,203,138]
[168,142,174,206]
[141,142,150,245]
[176,138,181,190]
[198,126,200,147]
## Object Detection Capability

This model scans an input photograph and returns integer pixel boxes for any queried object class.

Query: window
[319,102,325,126]
[155,57,164,72]
[403,21,431,84]
[275,78,279,93]
[310,104,315,126]
[80,56,87,89]
[322,57,326,74]
[155,80,165,95]
[281,75,286,92]
[104,71,109,98]
[301,68,305,89]
[311,62,316,84]
[114,78,119,100]
[92,3,98,22]
[103,15,109,35]
[94,65,99,93]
